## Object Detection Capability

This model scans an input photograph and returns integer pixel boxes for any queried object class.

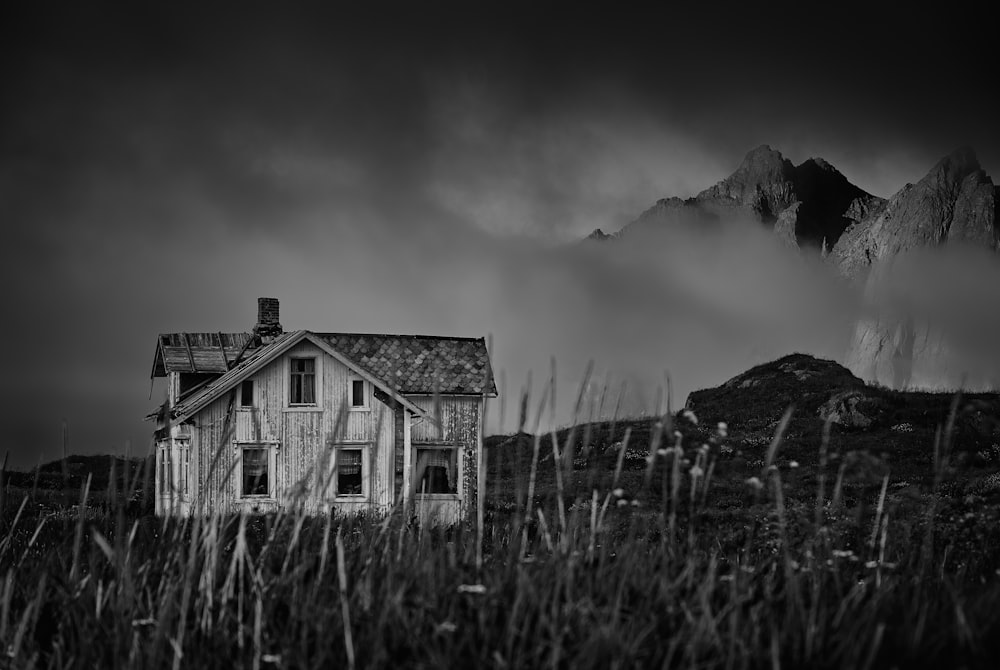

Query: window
[241,447,270,497]
[158,443,171,493]
[179,441,190,496]
[414,446,459,495]
[289,358,316,405]
[329,444,369,499]
[349,378,368,410]
[158,440,190,497]
[240,380,254,408]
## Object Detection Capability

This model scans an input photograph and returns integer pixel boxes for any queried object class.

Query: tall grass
[2,389,1000,668]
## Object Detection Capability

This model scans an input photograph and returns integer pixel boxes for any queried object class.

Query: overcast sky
[1,2,997,468]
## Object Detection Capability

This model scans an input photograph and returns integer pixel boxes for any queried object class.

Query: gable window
[240,380,254,408]
[414,445,459,495]
[289,358,316,405]
[241,446,271,497]
[349,377,368,410]
[329,444,370,499]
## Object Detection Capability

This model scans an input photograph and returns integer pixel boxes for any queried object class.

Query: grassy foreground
[3,404,1000,668]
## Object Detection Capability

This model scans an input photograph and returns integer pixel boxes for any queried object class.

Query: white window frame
[284,353,322,410]
[236,441,279,500]
[157,439,191,498]
[348,376,370,411]
[411,443,462,500]
[328,442,371,501]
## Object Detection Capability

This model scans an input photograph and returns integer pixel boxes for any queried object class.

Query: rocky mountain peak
[696,145,797,218]
[831,147,997,279]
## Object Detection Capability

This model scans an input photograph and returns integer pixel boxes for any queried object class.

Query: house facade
[149,298,496,524]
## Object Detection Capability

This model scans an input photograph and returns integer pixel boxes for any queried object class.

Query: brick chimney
[255,297,283,343]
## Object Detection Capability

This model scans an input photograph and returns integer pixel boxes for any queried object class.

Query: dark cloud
[0,1,996,467]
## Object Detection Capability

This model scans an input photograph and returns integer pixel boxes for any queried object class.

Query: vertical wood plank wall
[190,342,395,515]
[407,395,482,523]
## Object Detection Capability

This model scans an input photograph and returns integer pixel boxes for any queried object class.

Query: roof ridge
[313,331,485,342]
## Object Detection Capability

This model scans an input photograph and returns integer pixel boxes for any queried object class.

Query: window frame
[284,354,322,411]
[157,439,191,498]
[328,442,371,502]
[348,376,370,411]
[411,443,462,500]
[236,441,279,500]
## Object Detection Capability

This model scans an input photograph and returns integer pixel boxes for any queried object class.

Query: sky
[1,2,997,469]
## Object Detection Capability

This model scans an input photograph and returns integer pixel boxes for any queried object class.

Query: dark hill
[487,354,1000,484]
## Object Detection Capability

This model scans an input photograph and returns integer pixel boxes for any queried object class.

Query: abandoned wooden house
[148,298,496,524]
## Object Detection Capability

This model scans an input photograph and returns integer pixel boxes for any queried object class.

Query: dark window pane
[243,448,269,496]
[240,380,254,407]
[351,379,365,406]
[416,448,458,494]
[290,359,316,404]
[303,374,315,403]
[337,449,363,495]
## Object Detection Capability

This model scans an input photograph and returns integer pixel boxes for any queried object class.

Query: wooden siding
[188,341,395,515]
[407,395,482,523]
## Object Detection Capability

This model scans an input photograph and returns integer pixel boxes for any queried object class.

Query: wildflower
[612,488,625,498]
[435,621,458,634]
[789,460,799,469]
[865,561,878,569]
[657,448,669,457]
[457,584,487,595]
[745,476,763,490]
[673,430,683,440]
[262,655,282,665]
[682,409,699,425]
[690,465,704,479]
[616,499,628,507]
[717,422,728,438]
[631,499,641,507]
[699,443,710,454]
[832,549,854,558]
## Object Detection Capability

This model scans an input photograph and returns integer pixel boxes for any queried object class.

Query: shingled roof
[151,332,254,377]
[314,333,497,395]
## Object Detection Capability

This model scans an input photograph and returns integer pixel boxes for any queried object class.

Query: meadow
[3,366,1000,669]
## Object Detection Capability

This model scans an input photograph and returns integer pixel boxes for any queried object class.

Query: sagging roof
[151,332,254,377]
[315,333,497,396]
[149,330,497,423]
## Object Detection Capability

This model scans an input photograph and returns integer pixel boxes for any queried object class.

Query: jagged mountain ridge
[591,144,1000,392]
[830,146,999,279]
[590,145,883,251]
[835,147,1000,389]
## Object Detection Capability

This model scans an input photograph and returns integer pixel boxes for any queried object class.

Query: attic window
[240,380,254,408]
[289,358,316,405]
[349,378,368,410]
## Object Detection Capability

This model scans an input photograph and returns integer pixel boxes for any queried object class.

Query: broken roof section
[151,332,254,377]
[315,333,497,396]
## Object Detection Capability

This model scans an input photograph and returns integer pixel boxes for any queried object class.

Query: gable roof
[314,333,497,396]
[152,332,253,377]
[162,331,429,424]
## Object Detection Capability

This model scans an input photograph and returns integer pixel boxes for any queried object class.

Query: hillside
[487,353,1000,499]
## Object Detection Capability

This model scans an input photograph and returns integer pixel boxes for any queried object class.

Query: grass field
[3,360,1000,668]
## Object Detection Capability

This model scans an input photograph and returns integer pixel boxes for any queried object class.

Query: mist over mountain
[590,145,1000,393]
[590,145,882,252]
